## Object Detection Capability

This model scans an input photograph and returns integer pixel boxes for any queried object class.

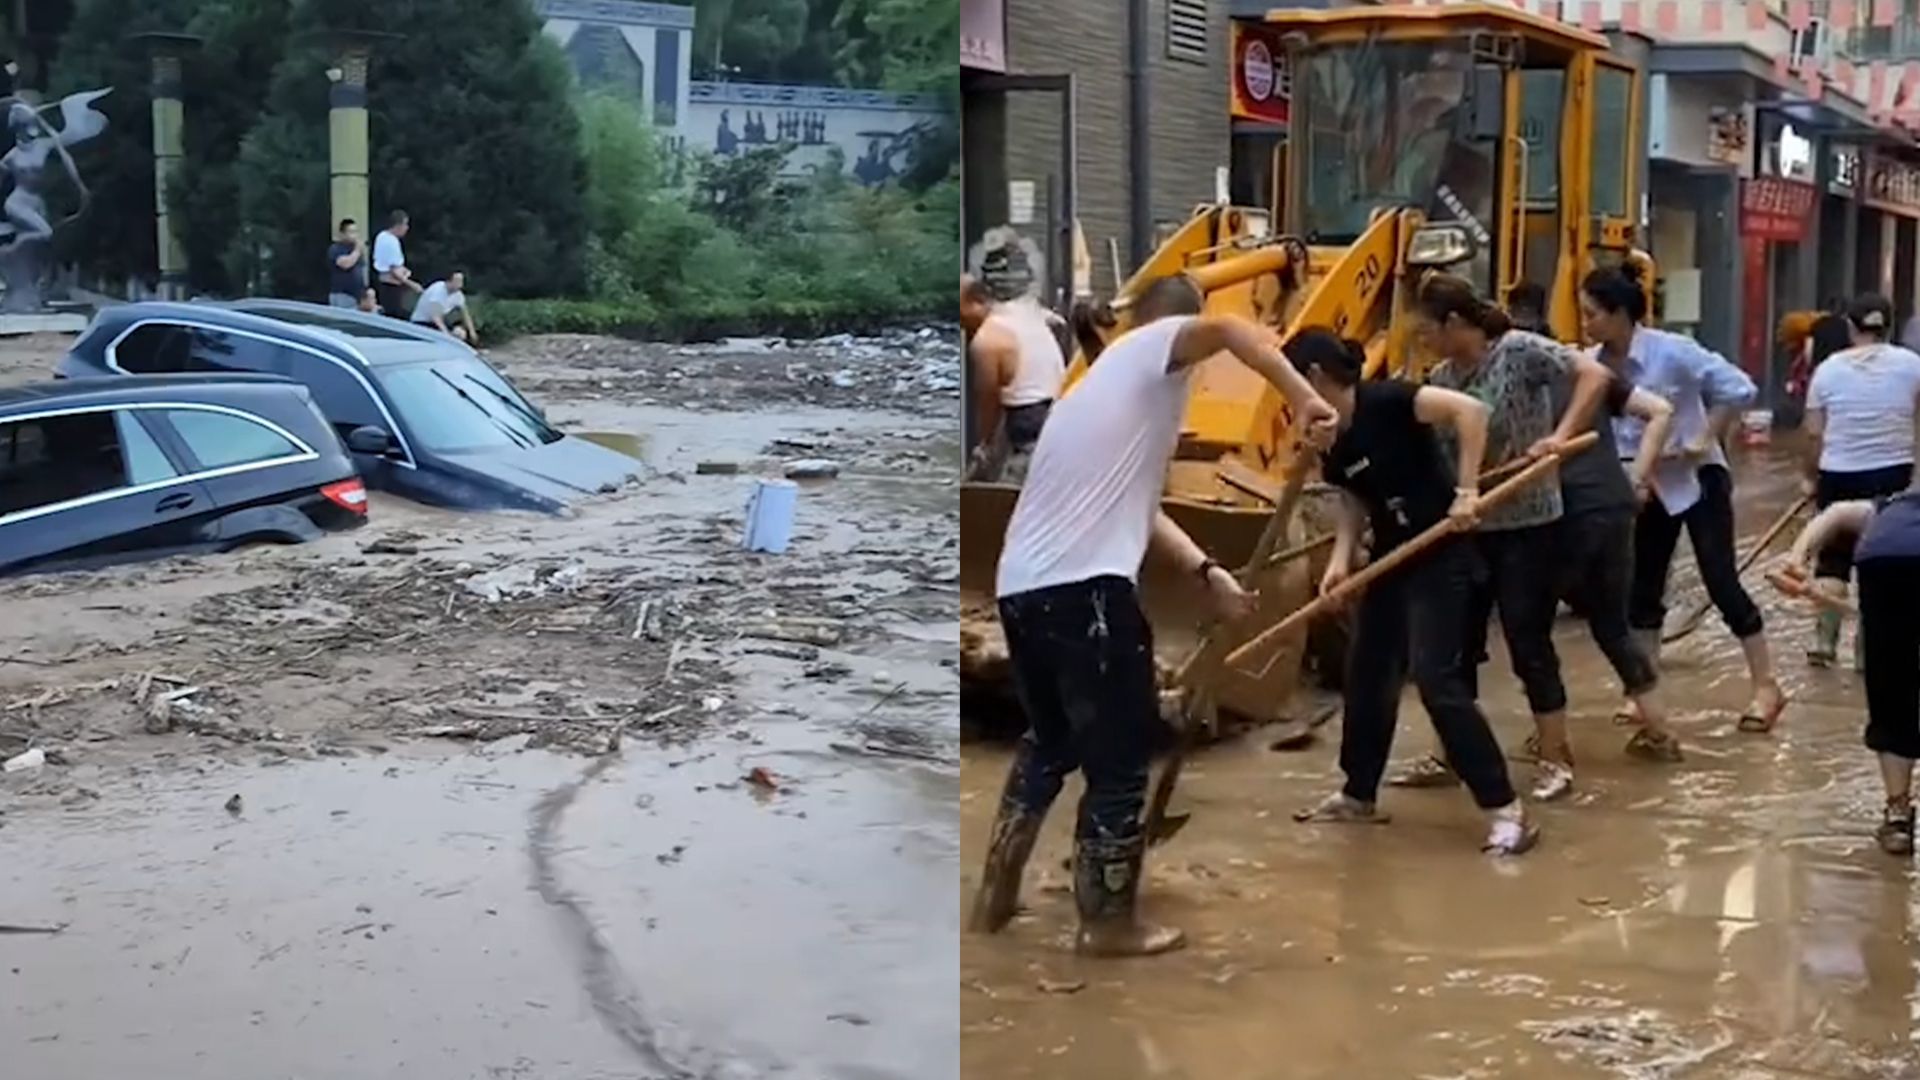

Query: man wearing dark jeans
[968,274,1337,958]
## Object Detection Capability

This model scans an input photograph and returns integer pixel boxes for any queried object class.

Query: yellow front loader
[960,3,1654,737]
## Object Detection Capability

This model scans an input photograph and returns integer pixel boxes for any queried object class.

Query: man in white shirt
[371,210,423,318]
[962,274,1066,483]
[968,273,1337,959]
[411,272,476,344]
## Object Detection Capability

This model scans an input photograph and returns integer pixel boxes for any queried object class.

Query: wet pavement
[960,448,1920,1079]
[1,331,962,1078]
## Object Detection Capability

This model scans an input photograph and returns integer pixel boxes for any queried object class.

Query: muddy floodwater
[0,329,961,1078]
[962,449,1920,1080]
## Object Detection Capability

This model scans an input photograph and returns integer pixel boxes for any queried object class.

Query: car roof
[0,373,304,416]
[89,300,476,369]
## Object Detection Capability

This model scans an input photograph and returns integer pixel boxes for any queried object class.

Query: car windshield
[374,357,562,453]
[1299,40,1492,247]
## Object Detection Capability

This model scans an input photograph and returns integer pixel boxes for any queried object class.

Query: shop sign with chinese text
[1739,177,1818,241]
[1230,21,1289,125]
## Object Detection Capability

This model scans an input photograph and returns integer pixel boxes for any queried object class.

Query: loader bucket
[959,478,1329,740]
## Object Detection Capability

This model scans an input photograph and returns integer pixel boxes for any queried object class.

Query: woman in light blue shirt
[1579,267,1786,735]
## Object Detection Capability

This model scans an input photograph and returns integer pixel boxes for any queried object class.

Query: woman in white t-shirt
[1800,294,1920,666]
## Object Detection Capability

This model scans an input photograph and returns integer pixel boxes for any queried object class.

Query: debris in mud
[224,793,243,815]
[3,746,45,772]
[657,844,687,866]
[743,766,781,792]
[827,1012,872,1026]
[696,461,742,475]
[462,561,588,603]
[783,458,842,480]
[0,922,66,935]
[362,539,422,556]
[1036,977,1087,995]
[742,618,843,648]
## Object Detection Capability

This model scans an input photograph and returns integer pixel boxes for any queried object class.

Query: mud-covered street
[961,451,1920,1080]
[0,328,962,1078]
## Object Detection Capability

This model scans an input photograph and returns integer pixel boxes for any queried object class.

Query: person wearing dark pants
[1784,491,1920,853]
[1580,265,1785,734]
[1397,273,1614,802]
[1284,329,1538,855]
[969,274,1338,956]
[1797,294,1920,667]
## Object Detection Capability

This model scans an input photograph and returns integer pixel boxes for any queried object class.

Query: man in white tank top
[969,274,1337,958]
[963,275,1067,483]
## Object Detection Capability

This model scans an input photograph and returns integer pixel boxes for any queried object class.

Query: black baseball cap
[1848,294,1893,334]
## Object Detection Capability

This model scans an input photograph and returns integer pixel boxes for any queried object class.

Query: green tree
[233,0,588,300]
[690,0,810,81]
[830,0,956,96]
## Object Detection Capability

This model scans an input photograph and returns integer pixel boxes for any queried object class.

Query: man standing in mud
[969,274,1337,957]
[962,273,1066,483]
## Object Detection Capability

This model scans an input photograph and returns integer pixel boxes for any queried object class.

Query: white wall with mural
[685,82,945,186]
[536,0,948,188]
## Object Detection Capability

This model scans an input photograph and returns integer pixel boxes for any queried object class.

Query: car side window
[163,409,304,471]
[0,410,132,517]
[296,359,388,441]
[113,324,190,373]
[216,336,297,377]
[114,411,179,485]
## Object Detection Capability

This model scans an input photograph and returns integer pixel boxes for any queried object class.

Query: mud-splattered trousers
[996,575,1158,841]
[1860,555,1920,760]
[1629,464,1765,640]
[1341,538,1517,809]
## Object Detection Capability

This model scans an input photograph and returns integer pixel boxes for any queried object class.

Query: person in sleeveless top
[1797,294,1920,668]
[1284,329,1539,856]
[968,274,1338,958]
[962,275,1067,484]
[1781,486,1920,854]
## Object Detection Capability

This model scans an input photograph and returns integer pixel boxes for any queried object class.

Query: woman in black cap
[1798,294,1920,667]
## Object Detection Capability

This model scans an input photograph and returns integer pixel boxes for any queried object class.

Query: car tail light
[321,478,368,514]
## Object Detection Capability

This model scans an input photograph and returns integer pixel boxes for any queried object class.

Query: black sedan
[0,375,367,575]
[57,302,641,514]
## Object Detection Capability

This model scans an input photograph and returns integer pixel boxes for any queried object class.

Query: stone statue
[0,88,111,314]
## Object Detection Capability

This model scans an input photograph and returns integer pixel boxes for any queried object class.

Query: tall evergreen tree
[234,0,587,300]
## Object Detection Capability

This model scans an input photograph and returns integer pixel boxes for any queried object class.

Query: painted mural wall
[535,0,948,188]
[685,82,946,186]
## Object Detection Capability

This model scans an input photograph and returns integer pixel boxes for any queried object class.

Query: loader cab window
[1298,40,1497,287]
[1590,65,1633,219]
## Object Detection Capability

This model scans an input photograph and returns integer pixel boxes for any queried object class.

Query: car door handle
[155,491,195,513]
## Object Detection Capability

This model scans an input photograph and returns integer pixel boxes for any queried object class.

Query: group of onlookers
[325,210,477,344]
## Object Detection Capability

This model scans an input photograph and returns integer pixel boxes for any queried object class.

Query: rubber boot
[967,795,1046,934]
[1072,834,1185,958]
[1809,609,1842,668]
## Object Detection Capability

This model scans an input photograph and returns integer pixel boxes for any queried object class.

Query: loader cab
[1273,3,1645,341]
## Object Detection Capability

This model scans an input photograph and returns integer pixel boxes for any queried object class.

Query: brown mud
[1,328,961,1078]
[961,447,1920,1080]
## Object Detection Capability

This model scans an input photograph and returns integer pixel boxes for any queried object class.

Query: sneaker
[1530,760,1575,803]
[1483,802,1539,856]
[1386,755,1460,788]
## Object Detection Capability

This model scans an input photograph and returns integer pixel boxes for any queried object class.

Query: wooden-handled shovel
[1220,431,1599,672]
[1141,449,1318,848]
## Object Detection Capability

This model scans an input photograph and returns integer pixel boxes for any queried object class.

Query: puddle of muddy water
[2,735,956,1080]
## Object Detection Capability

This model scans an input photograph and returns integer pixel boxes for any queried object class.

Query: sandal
[1482,804,1539,856]
[1386,755,1459,789]
[1293,792,1392,825]
[1530,760,1575,803]
[1877,805,1916,856]
[1612,700,1641,727]
[1624,728,1684,763]
[1737,690,1787,734]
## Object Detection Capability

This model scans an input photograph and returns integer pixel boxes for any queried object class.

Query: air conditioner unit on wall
[1791,17,1830,71]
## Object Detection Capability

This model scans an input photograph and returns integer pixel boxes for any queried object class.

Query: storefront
[1739,174,1819,396]
[1227,20,1289,219]
[1864,151,1920,324]
[1642,72,1756,357]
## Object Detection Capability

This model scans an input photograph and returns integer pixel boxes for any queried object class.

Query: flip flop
[1386,755,1459,789]
[1483,816,1540,856]
[1737,693,1787,734]
[1293,793,1391,825]
[1612,701,1641,726]
[1624,727,1684,763]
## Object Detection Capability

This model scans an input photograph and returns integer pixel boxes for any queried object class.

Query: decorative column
[323,31,396,247]
[132,33,199,300]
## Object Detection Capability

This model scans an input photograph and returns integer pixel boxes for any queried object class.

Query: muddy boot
[968,799,1046,934]
[1072,834,1184,958]
[1808,609,1842,668]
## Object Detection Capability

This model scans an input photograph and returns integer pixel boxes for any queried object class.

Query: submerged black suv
[0,375,367,575]
[57,301,640,513]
